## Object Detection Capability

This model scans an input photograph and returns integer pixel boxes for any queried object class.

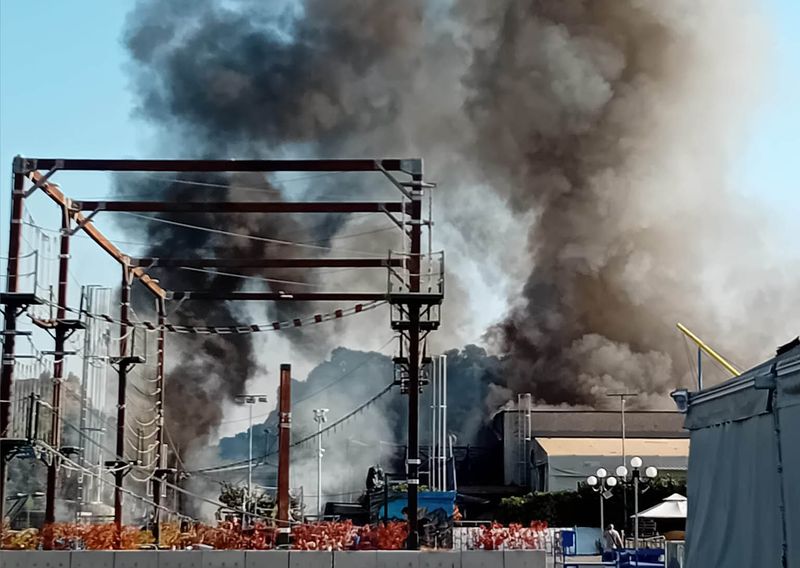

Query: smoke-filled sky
[1,1,799,460]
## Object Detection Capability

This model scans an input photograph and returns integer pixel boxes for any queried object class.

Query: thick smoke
[215,346,503,503]
[116,173,328,453]
[120,0,798,467]
[457,1,797,407]
[120,0,454,457]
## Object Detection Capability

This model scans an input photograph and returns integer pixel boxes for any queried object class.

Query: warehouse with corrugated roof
[500,409,689,491]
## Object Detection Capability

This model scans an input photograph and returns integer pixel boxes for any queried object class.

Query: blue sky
[1,0,798,290]
[736,0,800,210]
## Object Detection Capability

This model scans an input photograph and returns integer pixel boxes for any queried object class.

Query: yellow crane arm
[676,323,741,377]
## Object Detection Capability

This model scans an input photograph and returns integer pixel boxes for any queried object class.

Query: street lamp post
[608,393,637,532]
[586,468,618,533]
[617,457,659,565]
[313,408,329,518]
[235,394,268,525]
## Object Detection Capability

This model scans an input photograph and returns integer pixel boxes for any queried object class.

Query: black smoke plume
[120,0,797,464]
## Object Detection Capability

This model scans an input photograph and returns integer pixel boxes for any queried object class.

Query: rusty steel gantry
[0,157,443,550]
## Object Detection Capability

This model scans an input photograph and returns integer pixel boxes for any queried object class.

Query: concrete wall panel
[159,550,204,568]
[114,550,158,568]
[289,551,333,568]
[375,551,418,568]
[418,551,460,568]
[502,551,545,568]
[0,551,70,568]
[71,551,115,568]
[334,551,377,568]
[460,551,496,568]
[202,551,246,568]
[245,550,289,568]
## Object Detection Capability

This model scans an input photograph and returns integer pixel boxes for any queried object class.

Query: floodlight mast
[235,394,269,526]
[607,391,638,530]
[313,408,330,518]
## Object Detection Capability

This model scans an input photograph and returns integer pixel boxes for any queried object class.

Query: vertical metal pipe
[599,491,604,535]
[277,364,291,542]
[405,169,423,550]
[621,398,627,469]
[621,397,628,532]
[697,347,703,390]
[438,356,442,490]
[442,355,447,491]
[0,170,26,521]
[435,356,440,491]
[429,358,435,490]
[152,298,166,544]
[634,474,639,563]
[316,417,322,517]
[433,357,438,491]
[449,435,457,492]
[247,402,253,524]
[430,356,437,491]
[44,211,71,530]
[114,268,131,538]
[77,286,93,517]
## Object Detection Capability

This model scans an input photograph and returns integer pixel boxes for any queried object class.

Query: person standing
[603,523,624,551]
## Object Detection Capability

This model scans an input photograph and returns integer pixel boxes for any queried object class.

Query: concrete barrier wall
[0,550,546,568]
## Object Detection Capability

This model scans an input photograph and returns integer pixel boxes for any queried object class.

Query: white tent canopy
[634,493,687,519]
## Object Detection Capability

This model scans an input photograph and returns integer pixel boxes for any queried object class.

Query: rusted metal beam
[74,201,405,214]
[170,292,388,302]
[131,258,402,269]
[18,158,420,173]
[27,171,166,299]
[276,364,291,542]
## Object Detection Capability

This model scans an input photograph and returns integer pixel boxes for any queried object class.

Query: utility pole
[152,297,172,545]
[387,162,442,550]
[313,408,329,518]
[3,156,443,543]
[44,210,74,532]
[0,165,28,523]
[109,266,144,545]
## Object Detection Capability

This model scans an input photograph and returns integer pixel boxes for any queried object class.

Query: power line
[177,266,318,288]
[121,213,394,257]
[36,440,192,522]
[29,295,386,335]
[132,171,348,194]
[197,336,396,468]
[294,336,396,406]
[22,219,399,255]
[190,382,393,475]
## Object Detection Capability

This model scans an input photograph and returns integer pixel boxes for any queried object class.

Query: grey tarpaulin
[683,339,800,568]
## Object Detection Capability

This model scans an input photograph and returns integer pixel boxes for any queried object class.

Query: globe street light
[618,456,659,562]
[586,468,618,533]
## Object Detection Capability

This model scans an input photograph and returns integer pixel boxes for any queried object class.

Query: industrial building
[500,407,689,492]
